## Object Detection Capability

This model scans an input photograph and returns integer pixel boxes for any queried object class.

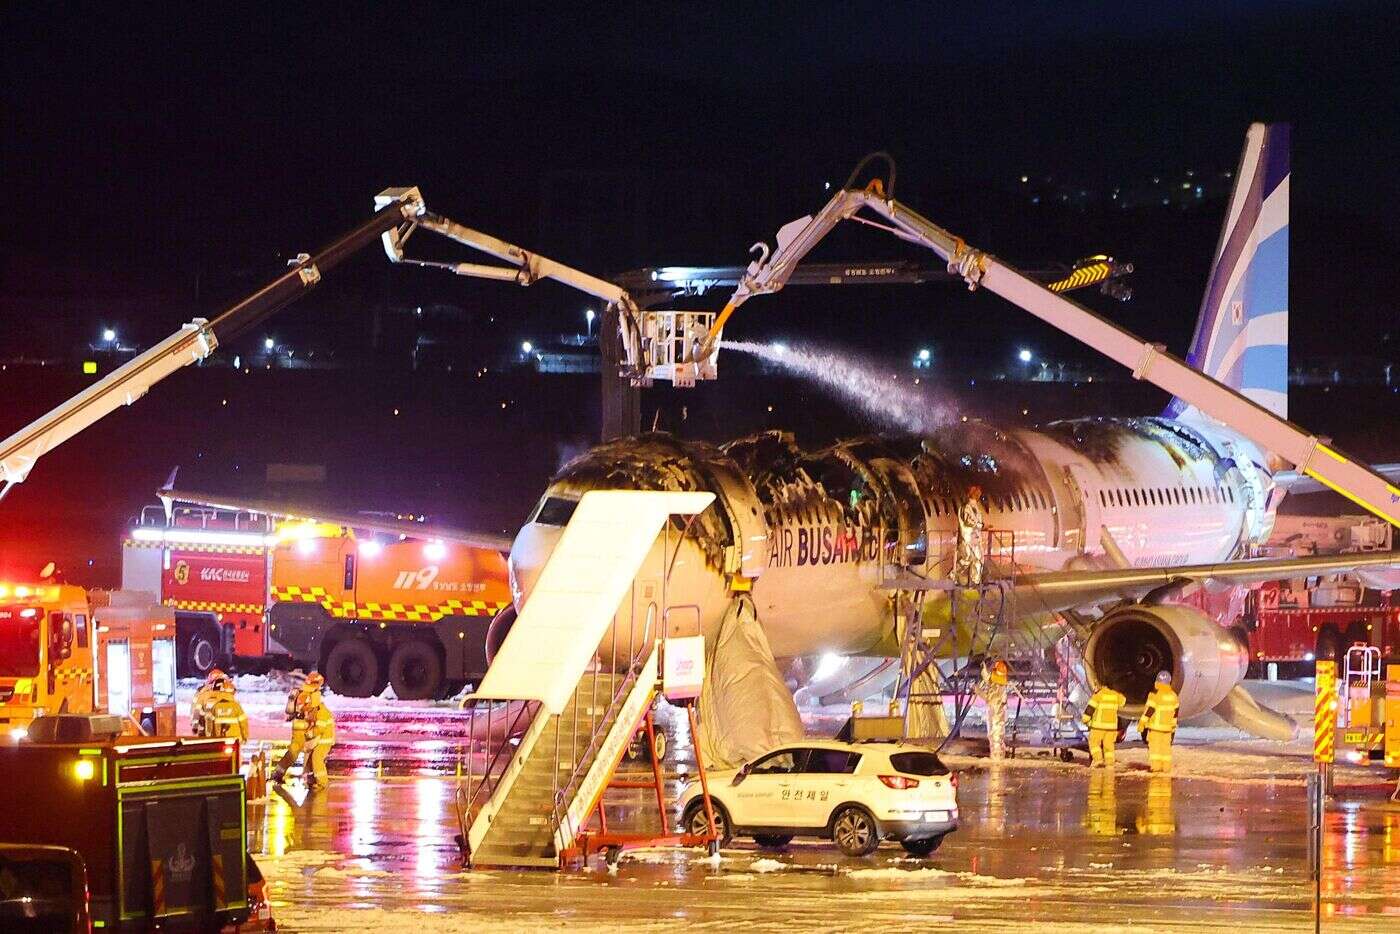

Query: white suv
[677,741,958,857]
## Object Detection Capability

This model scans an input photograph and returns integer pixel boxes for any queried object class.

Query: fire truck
[0,715,272,931]
[0,582,177,739]
[1241,577,1398,676]
[123,498,512,699]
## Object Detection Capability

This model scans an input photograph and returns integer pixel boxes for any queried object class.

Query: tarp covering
[698,595,804,768]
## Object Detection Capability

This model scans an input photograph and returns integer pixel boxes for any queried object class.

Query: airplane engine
[1084,604,1248,718]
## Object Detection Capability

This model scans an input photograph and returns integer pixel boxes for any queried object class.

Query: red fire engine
[1241,575,1399,675]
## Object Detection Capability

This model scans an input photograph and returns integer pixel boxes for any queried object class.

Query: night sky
[2,2,1398,580]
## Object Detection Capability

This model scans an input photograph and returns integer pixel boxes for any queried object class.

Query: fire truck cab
[1,584,177,740]
[0,582,94,737]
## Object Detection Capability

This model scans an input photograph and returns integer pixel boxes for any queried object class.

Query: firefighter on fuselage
[956,485,986,586]
[271,675,314,784]
[301,672,335,790]
[1082,683,1126,768]
[1138,671,1179,773]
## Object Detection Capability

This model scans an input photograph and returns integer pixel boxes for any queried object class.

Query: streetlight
[585,309,595,337]
[101,328,116,343]
[1018,348,1033,364]
[521,341,533,354]
[264,337,275,351]
[771,342,788,355]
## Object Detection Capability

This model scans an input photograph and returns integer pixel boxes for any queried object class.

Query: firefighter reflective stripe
[53,667,92,683]
[1084,687,1127,730]
[1315,660,1337,763]
[1140,688,1180,732]
[270,585,508,621]
[165,598,263,614]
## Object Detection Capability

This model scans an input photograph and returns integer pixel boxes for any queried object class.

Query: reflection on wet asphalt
[251,727,1400,932]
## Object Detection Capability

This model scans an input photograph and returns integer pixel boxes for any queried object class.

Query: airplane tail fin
[1166,123,1290,421]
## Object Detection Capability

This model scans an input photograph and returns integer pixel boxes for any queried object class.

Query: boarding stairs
[454,490,712,869]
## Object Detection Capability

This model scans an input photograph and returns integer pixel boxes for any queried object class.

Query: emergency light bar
[128,527,273,548]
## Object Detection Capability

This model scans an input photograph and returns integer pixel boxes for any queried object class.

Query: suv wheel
[682,800,732,848]
[831,806,880,857]
[900,834,946,856]
[753,834,793,849]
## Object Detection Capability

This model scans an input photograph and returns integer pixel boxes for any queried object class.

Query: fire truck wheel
[389,640,444,700]
[185,627,221,678]
[1315,626,1342,668]
[324,638,386,697]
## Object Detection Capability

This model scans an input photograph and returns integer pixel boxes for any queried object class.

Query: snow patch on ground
[748,858,785,873]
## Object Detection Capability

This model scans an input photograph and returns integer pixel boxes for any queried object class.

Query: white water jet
[721,340,955,433]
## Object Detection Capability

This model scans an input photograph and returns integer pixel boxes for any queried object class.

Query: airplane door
[1063,465,1101,555]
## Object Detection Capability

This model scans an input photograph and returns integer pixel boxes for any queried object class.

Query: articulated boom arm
[0,188,427,498]
[380,202,716,387]
[707,184,1400,528]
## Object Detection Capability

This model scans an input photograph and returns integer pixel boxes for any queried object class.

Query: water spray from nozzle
[721,340,955,434]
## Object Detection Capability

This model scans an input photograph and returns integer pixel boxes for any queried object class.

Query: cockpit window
[533,496,580,526]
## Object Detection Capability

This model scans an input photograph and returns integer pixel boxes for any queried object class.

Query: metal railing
[454,698,541,849]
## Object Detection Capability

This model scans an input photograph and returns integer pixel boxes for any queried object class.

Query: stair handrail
[455,698,541,852]
[547,610,659,843]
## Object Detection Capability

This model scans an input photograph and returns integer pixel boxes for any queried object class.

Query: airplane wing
[158,487,515,553]
[1011,549,1400,615]
[1276,463,1400,496]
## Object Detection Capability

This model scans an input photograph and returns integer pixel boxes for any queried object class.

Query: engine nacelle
[1084,604,1247,718]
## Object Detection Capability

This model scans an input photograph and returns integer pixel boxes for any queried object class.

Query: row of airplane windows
[1098,484,1234,509]
[929,488,1052,517]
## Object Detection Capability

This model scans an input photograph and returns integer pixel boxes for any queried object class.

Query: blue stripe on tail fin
[1166,123,1290,421]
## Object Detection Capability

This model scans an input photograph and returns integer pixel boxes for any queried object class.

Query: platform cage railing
[892,527,1090,755]
[453,512,701,857]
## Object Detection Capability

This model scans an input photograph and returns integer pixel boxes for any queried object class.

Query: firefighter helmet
[305,671,326,690]
[205,668,227,685]
[1155,670,1172,684]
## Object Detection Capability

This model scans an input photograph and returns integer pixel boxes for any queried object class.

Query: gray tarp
[698,595,804,769]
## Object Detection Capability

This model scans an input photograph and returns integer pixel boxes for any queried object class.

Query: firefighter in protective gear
[189,669,225,737]
[976,658,1010,760]
[302,673,335,789]
[271,676,314,784]
[956,485,986,586]
[1138,671,1179,773]
[202,673,249,742]
[1082,684,1126,768]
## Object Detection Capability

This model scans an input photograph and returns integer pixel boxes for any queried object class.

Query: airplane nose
[508,521,564,608]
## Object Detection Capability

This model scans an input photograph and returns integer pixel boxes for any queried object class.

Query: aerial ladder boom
[700,182,1400,528]
[378,203,715,386]
[0,188,428,499]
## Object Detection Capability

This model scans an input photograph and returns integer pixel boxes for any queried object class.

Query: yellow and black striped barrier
[1314,660,1337,764]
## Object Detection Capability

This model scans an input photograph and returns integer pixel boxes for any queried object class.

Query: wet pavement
[249,742,1400,932]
